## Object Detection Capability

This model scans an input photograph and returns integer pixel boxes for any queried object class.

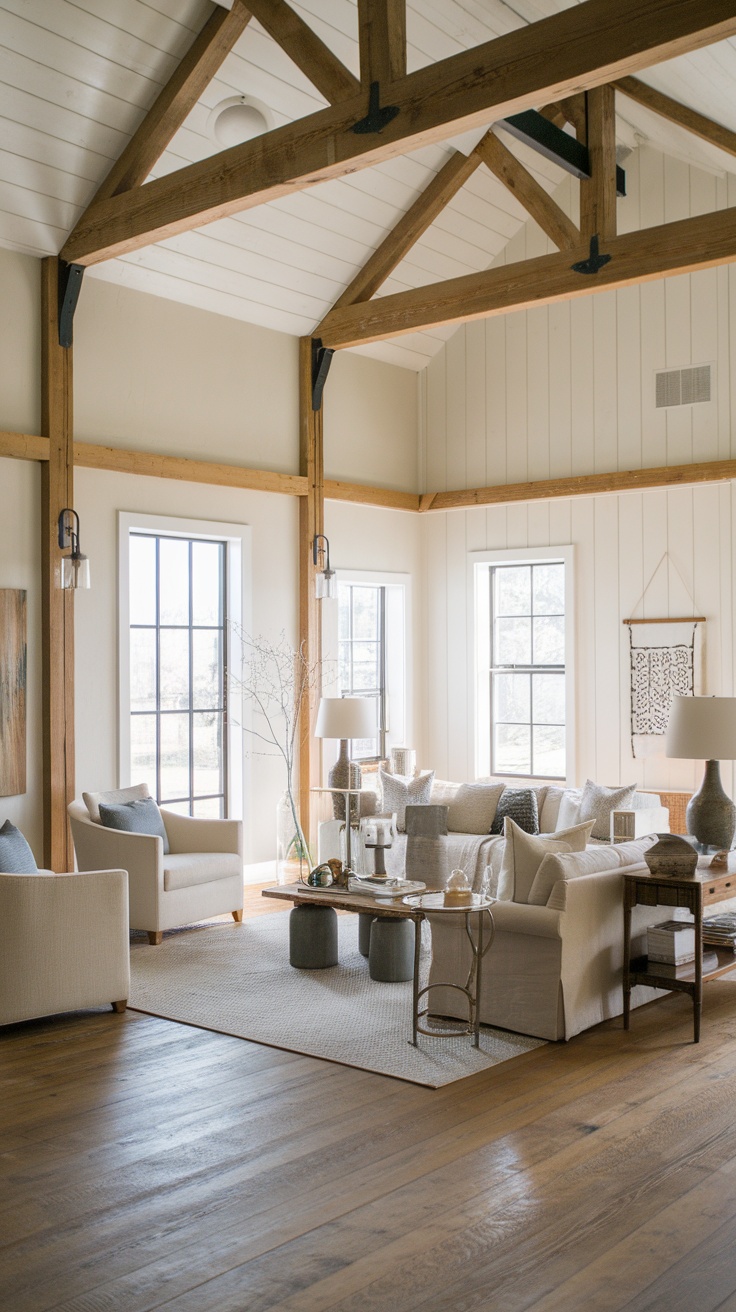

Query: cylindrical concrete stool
[369,916,414,982]
[358,911,374,957]
[289,904,338,969]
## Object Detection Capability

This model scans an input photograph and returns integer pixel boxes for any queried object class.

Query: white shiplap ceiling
[2,0,736,370]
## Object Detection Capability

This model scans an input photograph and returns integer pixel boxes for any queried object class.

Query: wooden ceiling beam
[475,131,580,251]
[330,148,482,310]
[615,74,736,159]
[91,1,253,205]
[246,0,359,103]
[318,203,736,348]
[358,0,406,86]
[61,0,736,267]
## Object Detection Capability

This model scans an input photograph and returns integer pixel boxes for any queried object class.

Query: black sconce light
[58,508,90,590]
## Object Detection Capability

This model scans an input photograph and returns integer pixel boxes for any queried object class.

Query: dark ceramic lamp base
[686,759,736,851]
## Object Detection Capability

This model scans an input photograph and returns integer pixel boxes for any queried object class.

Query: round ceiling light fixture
[208,95,272,148]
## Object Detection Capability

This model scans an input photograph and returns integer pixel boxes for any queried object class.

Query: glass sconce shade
[312,533,335,600]
[58,508,91,590]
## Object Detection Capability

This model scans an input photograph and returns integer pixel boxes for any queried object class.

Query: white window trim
[469,545,575,785]
[118,511,252,841]
[322,568,411,769]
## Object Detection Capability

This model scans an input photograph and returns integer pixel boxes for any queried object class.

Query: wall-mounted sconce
[312,534,336,600]
[58,508,90,590]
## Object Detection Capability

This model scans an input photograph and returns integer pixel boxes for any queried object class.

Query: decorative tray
[348,877,426,898]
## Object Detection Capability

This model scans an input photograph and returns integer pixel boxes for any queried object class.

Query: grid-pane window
[490,562,565,779]
[338,582,386,760]
[129,533,228,816]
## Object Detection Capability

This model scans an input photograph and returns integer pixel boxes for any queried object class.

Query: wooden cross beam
[61,0,736,267]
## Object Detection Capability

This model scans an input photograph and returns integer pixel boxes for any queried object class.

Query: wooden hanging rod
[622,617,706,625]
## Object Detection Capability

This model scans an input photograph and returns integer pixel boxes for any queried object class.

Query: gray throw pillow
[0,820,38,873]
[379,768,434,832]
[490,788,539,835]
[98,797,170,854]
[578,780,636,841]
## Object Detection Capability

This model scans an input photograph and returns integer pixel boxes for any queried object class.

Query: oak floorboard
[1,969,736,1311]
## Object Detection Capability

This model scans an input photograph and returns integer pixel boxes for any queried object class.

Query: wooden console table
[623,861,736,1043]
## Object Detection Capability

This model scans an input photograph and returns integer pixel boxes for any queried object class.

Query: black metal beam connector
[311,337,335,410]
[353,82,400,135]
[58,260,85,349]
[571,234,612,275]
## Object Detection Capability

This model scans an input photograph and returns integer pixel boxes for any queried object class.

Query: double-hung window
[128,532,228,817]
[337,581,387,761]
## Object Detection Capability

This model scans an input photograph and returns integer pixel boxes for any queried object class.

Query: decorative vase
[644,832,699,879]
[276,790,308,885]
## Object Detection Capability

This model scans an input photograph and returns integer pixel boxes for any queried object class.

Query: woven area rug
[129,912,543,1088]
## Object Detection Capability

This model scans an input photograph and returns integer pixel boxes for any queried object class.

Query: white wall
[420,146,736,800]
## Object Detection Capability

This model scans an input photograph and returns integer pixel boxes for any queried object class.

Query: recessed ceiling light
[208,96,272,148]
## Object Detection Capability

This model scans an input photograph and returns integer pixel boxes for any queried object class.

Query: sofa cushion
[579,780,636,840]
[163,852,242,892]
[447,783,505,835]
[0,820,38,874]
[379,768,434,831]
[528,839,653,908]
[83,782,150,824]
[497,817,595,903]
[491,788,540,836]
[98,797,170,854]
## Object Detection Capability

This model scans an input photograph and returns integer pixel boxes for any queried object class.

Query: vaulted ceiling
[2,0,736,370]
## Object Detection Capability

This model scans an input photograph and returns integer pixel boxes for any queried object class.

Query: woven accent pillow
[98,797,170,854]
[579,780,636,841]
[490,787,540,836]
[379,768,434,832]
[446,782,505,835]
[83,782,151,824]
[0,820,38,873]
[497,816,596,903]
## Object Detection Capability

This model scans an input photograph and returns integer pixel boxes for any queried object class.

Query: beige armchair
[0,869,130,1026]
[68,802,244,944]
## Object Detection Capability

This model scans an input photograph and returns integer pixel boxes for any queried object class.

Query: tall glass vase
[276,790,309,885]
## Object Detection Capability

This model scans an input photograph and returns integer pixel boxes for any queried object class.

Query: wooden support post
[41,258,75,872]
[357,0,406,86]
[580,85,617,241]
[298,338,324,850]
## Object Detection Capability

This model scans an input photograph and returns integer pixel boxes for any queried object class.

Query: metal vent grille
[655,365,711,408]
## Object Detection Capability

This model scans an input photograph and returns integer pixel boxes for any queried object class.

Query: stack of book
[703,912,736,952]
[647,920,696,965]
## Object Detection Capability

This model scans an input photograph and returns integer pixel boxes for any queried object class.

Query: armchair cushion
[83,781,150,823]
[99,797,170,854]
[163,852,243,892]
[0,820,38,873]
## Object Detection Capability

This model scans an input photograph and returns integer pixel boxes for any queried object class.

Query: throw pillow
[379,768,434,832]
[579,780,636,841]
[0,820,38,873]
[490,787,540,836]
[555,788,582,830]
[496,816,596,903]
[447,783,505,835]
[83,782,151,824]
[98,797,170,854]
[528,838,654,909]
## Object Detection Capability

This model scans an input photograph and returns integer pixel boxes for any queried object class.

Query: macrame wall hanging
[623,553,705,759]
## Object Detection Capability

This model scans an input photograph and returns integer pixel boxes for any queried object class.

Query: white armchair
[0,869,130,1026]
[68,802,244,944]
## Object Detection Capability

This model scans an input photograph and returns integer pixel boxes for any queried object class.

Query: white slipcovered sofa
[0,868,130,1025]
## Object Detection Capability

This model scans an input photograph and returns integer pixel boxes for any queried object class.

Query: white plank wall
[419,146,736,800]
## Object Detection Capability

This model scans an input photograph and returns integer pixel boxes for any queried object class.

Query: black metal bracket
[500,111,626,197]
[352,81,400,135]
[571,234,611,275]
[311,337,335,410]
[58,260,85,349]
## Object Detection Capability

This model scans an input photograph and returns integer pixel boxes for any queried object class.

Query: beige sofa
[0,868,130,1025]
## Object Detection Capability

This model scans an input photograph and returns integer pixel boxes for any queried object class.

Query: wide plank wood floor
[3,912,736,1310]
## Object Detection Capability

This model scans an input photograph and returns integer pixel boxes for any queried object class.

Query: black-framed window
[490,562,565,779]
[128,532,228,817]
[338,582,386,761]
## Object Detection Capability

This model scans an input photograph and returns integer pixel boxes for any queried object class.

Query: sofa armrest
[161,810,243,857]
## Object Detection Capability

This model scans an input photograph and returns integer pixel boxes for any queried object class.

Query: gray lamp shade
[666,696,736,761]
[314,697,377,741]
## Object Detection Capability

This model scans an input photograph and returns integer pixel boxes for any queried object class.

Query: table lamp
[314,696,376,820]
[665,695,736,850]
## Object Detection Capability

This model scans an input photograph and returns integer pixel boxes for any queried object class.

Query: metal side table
[403,892,495,1048]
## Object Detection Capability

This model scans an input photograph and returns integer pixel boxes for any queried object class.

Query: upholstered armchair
[68,802,244,944]
[0,868,130,1025]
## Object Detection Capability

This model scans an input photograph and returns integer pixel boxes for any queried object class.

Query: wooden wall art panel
[0,590,27,796]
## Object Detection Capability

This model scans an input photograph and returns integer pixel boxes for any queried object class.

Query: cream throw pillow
[446,782,505,834]
[83,782,151,824]
[379,768,434,832]
[497,816,596,903]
